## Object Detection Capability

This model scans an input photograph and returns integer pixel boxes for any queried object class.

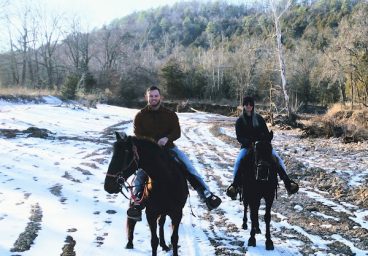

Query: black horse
[239,130,279,250]
[104,132,188,256]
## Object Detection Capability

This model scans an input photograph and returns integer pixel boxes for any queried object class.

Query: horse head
[254,130,275,182]
[255,130,273,157]
[104,131,139,194]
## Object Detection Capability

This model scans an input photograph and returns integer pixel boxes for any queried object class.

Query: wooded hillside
[0,0,367,111]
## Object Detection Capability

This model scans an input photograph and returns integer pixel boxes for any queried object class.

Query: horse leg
[247,198,260,247]
[158,215,170,251]
[242,200,248,230]
[170,210,183,256]
[125,217,137,249]
[264,194,275,250]
[253,197,261,234]
[146,211,159,256]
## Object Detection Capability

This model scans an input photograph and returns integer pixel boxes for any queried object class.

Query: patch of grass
[0,86,59,96]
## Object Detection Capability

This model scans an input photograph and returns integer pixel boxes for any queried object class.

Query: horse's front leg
[264,193,275,250]
[170,210,183,256]
[242,199,248,230]
[146,210,159,256]
[125,217,137,249]
[158,215,170,251]
[248,197,260,247]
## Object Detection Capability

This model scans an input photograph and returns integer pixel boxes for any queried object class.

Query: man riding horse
[226,96,298,199]
[128,86,222,221]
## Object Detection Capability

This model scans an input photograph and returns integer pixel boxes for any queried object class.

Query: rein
[105,144,142,200]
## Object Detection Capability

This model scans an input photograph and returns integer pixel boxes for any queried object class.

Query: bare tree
[231,38,263,105]
[5,1,39,87]
[270,0,292,118]
[38,10,63,88]
[63,18,91,76]
[94,25,125,72]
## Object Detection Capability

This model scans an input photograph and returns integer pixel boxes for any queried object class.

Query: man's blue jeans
[232,148,287,183]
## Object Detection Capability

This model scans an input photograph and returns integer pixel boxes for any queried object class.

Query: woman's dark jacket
[235,112,269,149]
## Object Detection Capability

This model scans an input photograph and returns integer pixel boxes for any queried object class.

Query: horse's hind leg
[158,215,170,251]
[125,218,137,249]
[170,211,183,256]
[264,194,275,250]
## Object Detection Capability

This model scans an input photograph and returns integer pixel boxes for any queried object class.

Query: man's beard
[149,99,161,108]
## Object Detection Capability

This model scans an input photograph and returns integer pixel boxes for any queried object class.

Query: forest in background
[0,0,367,113]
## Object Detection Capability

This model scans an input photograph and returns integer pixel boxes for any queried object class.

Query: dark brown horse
[239,131,278,250]
[104,132,188,256]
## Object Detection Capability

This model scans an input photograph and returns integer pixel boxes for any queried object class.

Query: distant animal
[239,130,279,250]
[104,132,188,256]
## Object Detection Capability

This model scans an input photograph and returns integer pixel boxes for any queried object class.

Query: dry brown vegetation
[301,103,368,142]
[0,86,59,97]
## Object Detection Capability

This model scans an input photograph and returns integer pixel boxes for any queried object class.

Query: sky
[0,0,247,52]
[0,97,367,255]
[38,0,187,29]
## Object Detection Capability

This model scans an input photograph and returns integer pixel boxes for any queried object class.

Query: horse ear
[115,131,128,141]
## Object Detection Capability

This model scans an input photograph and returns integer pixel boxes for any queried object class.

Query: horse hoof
[248,237,256,247]
[266,240,274,250]
[160,244,170,251]
[242,222,248,230]
[125,242,133,249]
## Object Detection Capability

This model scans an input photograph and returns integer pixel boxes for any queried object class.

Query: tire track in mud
[179,120,249,255]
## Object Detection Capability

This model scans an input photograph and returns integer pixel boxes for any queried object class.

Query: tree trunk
[271,0,292,119]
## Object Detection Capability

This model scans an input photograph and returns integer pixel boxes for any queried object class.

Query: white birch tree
[270,0,292,118]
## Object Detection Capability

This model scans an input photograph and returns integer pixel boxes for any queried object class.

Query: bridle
[254,140,273,182]
[106,143,142,200]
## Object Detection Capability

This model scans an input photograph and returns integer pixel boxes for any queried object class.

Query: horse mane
[130,135,174,166]
[131,135,162,151]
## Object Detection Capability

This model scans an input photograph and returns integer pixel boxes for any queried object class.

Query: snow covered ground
[0,97,367,255]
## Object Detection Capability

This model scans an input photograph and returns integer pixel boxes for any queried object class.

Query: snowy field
[0,97,367,255]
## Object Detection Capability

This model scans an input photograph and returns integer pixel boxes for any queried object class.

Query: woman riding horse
[241,130,279,250]
[227,96,298,200]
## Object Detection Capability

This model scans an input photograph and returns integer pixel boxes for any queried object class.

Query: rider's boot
[278,166,299,196]
[204,190,222,210]
[127,204,142,221]
[226,183,239,200]
[127,193,144,221]
[226,172,241,200]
